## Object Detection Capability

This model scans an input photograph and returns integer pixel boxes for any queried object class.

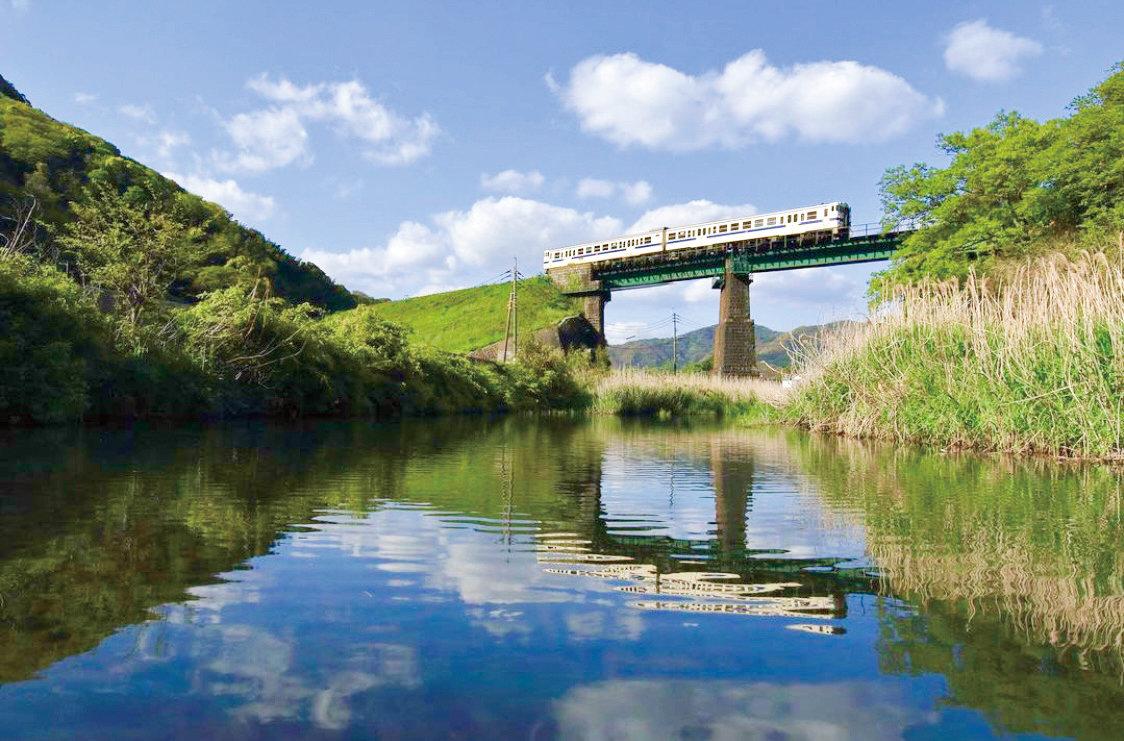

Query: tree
[873,63,1124,298]
[58,183,196,329]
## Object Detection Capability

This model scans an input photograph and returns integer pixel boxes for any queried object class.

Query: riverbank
[594,251,1123,462]
[0,251,589,424]
[784,251,1123,461]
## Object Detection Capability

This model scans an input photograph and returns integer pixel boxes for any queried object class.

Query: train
[543,201,850,270]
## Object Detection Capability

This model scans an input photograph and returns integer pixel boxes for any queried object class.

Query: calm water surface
[0,418,1121,739]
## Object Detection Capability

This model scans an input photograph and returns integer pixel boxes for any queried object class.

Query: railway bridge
[546,223,912,376]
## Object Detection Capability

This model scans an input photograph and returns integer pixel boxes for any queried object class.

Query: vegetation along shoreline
[2,66,1122,462]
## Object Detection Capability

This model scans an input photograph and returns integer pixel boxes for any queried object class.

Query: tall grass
[592,369,781,419]
[785,252,1124,460]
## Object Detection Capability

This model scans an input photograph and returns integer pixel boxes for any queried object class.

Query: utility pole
[672,312,679,374]
[501,258,522,362]
[512,257,519,360]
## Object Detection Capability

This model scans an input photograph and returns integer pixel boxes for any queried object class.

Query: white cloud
[222,106,310,172]
[73,92,97,105]
[302,196,621,296]
[576,178,653,205]
[480,169,545,194]
[554,50,940,150]
[216,74,439,172]
[943,19,1042,82]
[145,130,191,159]
[164,171,276,223]
[627,199,756,232]
[119,103,156,124]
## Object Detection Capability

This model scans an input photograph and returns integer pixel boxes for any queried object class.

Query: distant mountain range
[609,322,843,371]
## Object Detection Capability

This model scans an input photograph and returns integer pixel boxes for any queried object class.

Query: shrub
[0,253,110,423]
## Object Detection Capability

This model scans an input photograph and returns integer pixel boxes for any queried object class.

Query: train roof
[545,201,846,253]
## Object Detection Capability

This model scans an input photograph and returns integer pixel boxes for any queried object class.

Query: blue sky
[2,1,1121,339]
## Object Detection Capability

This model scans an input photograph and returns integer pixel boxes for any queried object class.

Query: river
[0,418,1121,739]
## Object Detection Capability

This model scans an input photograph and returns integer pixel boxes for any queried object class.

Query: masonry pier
[711,259,758,377]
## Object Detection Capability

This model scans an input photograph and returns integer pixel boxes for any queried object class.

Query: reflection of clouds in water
[553,679,934,740]
[599,442,868,563]
[744,470,868,563]
[200,624,419,730]
[565,610,645,642]
[600,449,716,541]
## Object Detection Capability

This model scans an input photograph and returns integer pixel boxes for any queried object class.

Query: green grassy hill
[363,276,581,353]
[0,73,353,310]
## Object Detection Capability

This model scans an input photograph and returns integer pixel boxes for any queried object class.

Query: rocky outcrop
[469,315,602,362]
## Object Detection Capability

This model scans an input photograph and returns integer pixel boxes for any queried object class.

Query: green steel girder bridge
[546,222,913,376]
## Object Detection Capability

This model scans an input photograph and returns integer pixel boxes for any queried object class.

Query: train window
[767,217,776,225]
[718,225,727,233]
[754,219,764,227]
[806,211,816,220]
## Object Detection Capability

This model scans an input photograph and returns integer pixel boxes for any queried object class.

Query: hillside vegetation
[364,276,580,352]
[0,73,588,424]
[0,74,353,309]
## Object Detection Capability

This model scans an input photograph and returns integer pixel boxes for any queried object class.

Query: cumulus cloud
[119,103,156,123]
[223,106,310,172]
[73,92,97,105]
[480,169,545,194]
[216,74,439,172]
[943,20,1042,82]
[554,50,940,150]
[302,196,621,296]
[576,178,653,205]
[143,130,191,159]
[164,171,276,223]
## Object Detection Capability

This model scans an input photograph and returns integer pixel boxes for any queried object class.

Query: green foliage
[59,183,197,327]
[874,63,1124,296]
[785,254,1124,460]
[0,94,353,309]
[363,276,581,353]
[0,253,110,423]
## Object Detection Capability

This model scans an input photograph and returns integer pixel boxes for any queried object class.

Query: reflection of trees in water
[791,434,1124,737]
[0,420,862,682]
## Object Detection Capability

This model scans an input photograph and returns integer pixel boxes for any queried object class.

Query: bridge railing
[847,218,924,239]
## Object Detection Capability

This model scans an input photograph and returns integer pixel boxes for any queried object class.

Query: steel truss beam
[588,233,903,291]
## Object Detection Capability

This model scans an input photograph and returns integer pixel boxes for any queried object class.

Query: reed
[784,251,1124,460]
[592,368,783,419]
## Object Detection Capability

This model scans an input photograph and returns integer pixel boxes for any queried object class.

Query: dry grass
[785,251,1124,460]
[593,368,787,418]
[597,368,789,405]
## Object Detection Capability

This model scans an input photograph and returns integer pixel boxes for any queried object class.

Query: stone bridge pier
[712,258,758,377]
[549,264,609,346]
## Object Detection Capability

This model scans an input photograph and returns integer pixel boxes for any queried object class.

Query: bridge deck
[550,226,909,293]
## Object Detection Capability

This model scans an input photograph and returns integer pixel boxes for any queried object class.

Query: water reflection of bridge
[534,429,865,621]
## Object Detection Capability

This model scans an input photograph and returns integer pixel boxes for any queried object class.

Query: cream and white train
[544,202,850,270]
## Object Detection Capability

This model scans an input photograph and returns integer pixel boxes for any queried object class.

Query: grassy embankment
[363,276,580,353]
[783,251,1123,460]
